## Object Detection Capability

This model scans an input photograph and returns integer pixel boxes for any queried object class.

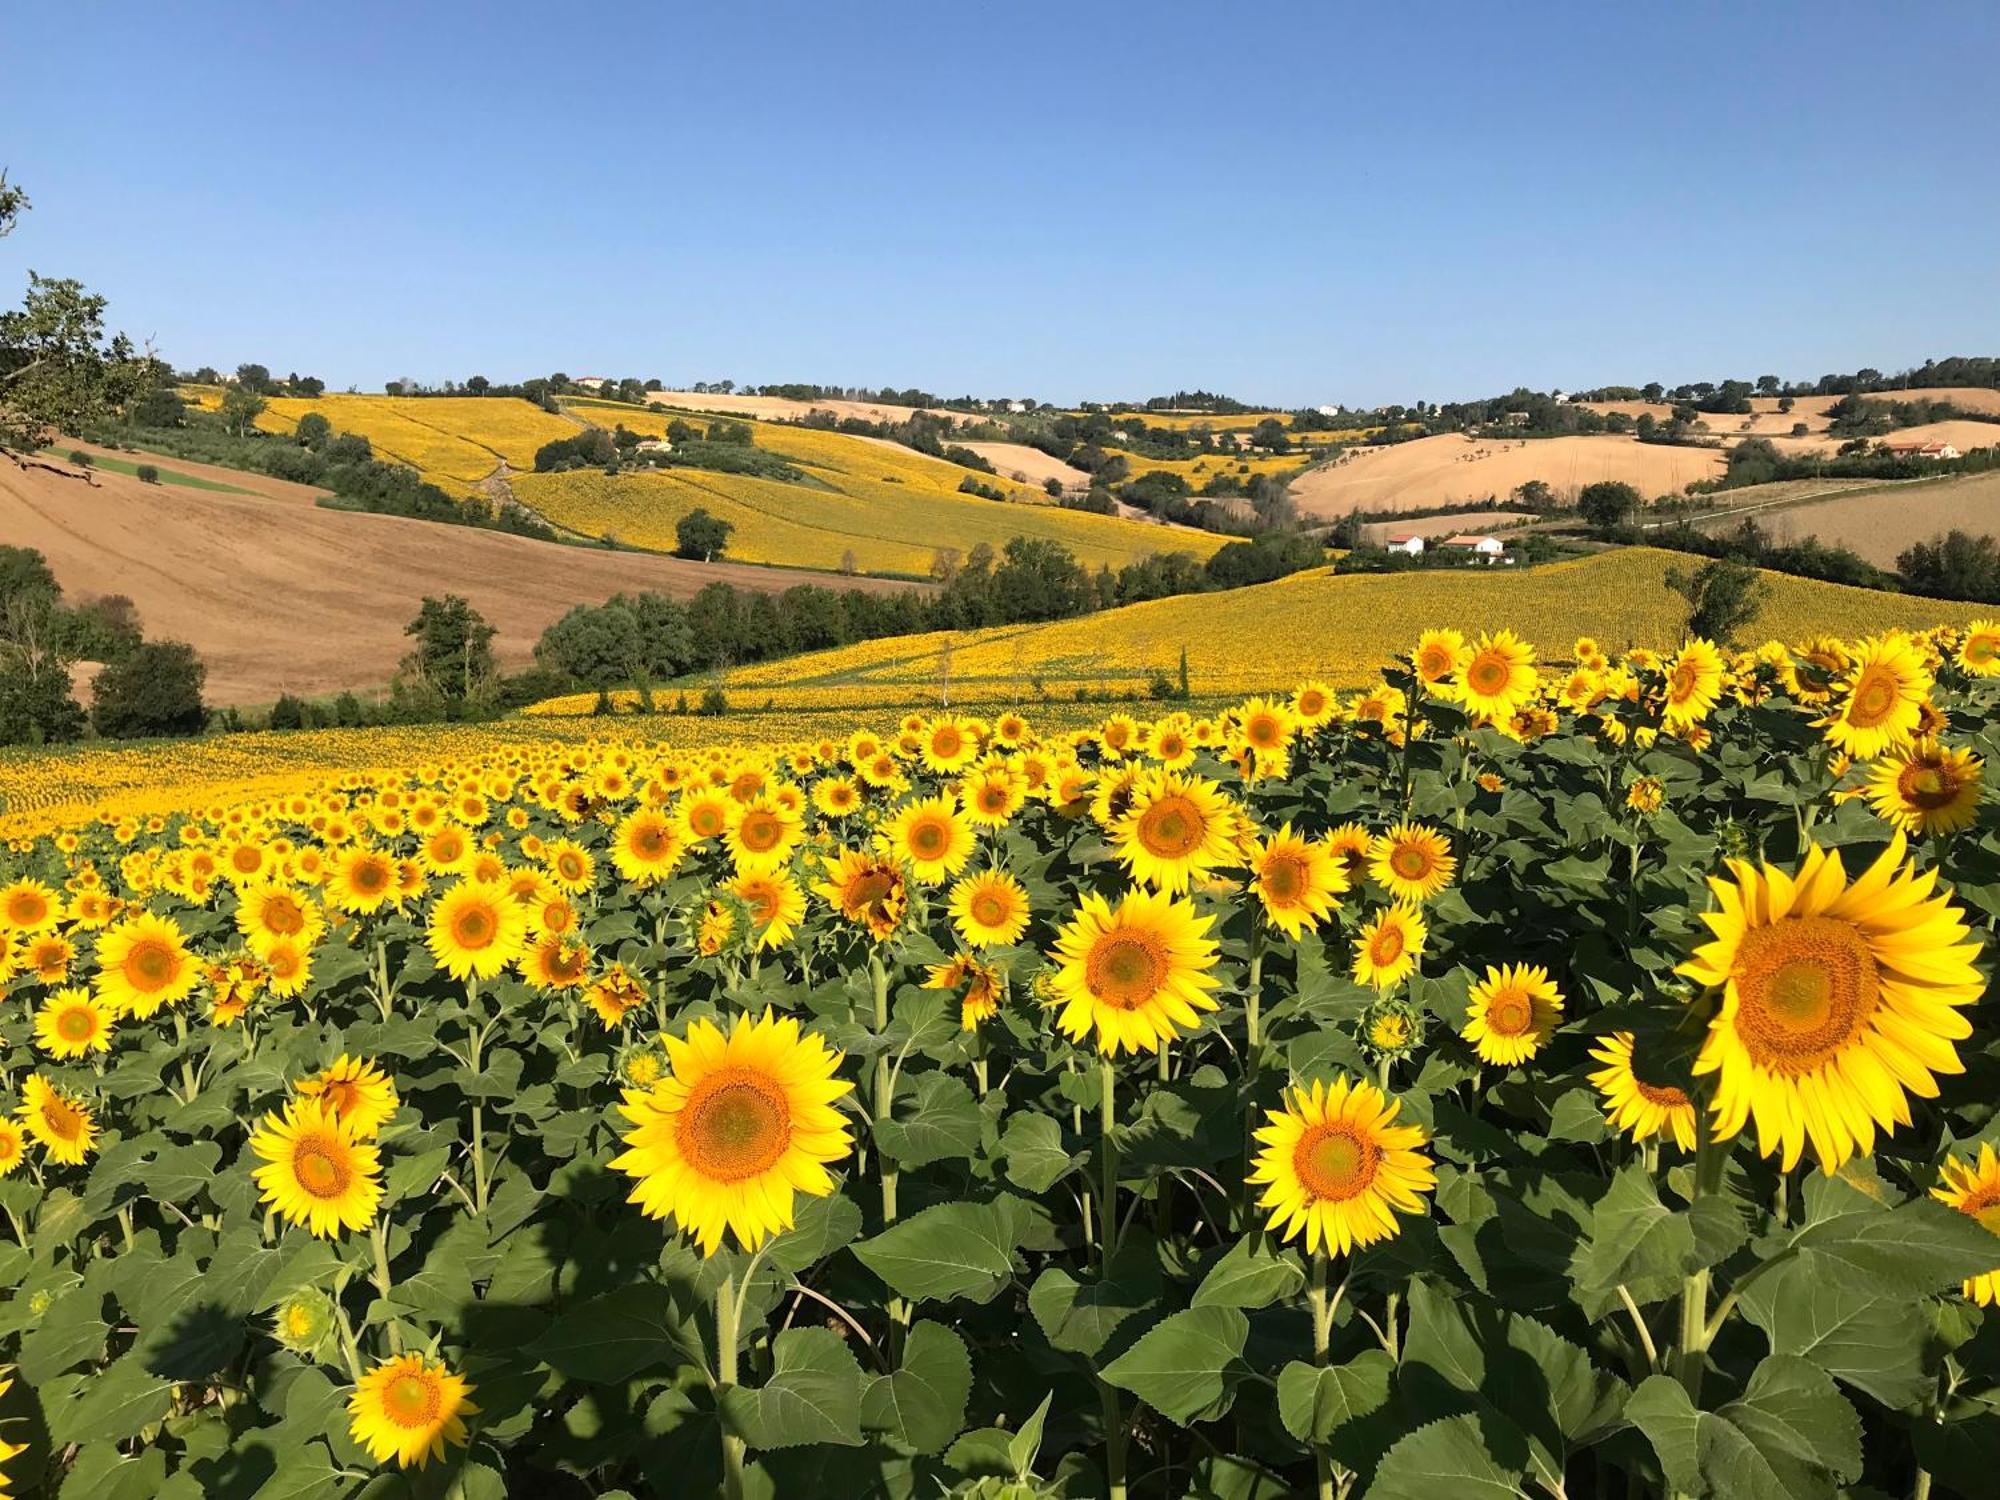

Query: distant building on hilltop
[1883,439,1960,460]
[1443,534,1507,564]
[573,375,608,391]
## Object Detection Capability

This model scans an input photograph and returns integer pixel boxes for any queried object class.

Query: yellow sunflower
[1661,638,1725,732]
[521,931,592,991]
[1412,628,1469,688]
[1956,619,2000,678]
[1047,889,1221,1055]
[1111,770,1241,894]
[610,807,684,886]
[814,849,909,941]
[249,1098,383,1238]
[349,1353,478,1469]
[927,952,1005,1030]
[18,1074,96,1165]
[1246,824,1346,939]
[1679,834,1983,1171]
[1587,1032,1698,1150]
[920,715,982,774]
[0,1118,26,1177]
[235,882,324,957]
[1456,629,1538,722]
[812,775,863,818]
[1819,632,1932,760]
[728,870,807,950]
[295,1055,400,1139]
[677,788,735,846]
[542,838,597,894]
[262,936,314,998]
[1933,1145,2000,1305]
[326,845,399,915]
[611,1011,854,1256]
[726,796,803,873]
[1462,963,1564,1066]
[1351,906,1425,991]
[582,964,647,1028]
[878,795,975,885]
[33,987,113,1059]
[948,868,1032,948]
[1367,822,1457,905]
[93,910,199,1018]
[0,878,57,933]
[1249,1076,1436,1256]
[960,763,1028,828]
[1865,738,1983,836]
[426,879,528,982]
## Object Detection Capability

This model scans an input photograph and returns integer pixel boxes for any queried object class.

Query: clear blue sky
[4,1,1995,407]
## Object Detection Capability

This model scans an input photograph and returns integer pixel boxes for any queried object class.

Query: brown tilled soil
[2,456,921,706]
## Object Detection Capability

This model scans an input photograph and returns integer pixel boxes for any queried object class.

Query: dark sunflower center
[1484,991,1533,1036]
[1138,798,1204,859]
[128,939,176,989]
[385,1372,442,1427]
[679,1078,790,1181]
[1086,933,1167,1010]
[1849,668,1898,726]
[293,1139,352,1199]
[1262,855,1306,903]
[454,907,495,946]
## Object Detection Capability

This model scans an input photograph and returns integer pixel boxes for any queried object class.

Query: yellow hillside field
[511,466,1227,577]
[255,394,580,496]
[527,548,1984,714]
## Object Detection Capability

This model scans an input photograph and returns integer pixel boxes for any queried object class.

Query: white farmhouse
[1382,532,1426,556]
[1443,534,1507,564]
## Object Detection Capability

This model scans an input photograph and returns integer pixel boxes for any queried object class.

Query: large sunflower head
[93,910,199,1018]
[1412,629,1469,688]
[1660,638,1725,732]
[250,1098,383,1238]
[1367,822,1457,905]
[726,796,803,874]
[349,1353,478,1469]
[0,1118,26,1177]
[295,1054,399,1139]
[1956,620,2000,678]
[327,846,399,915]
[1456,630,1538,722]
[949,868,1032,949]
[542,838,597,894]
[611,1011,854,1256]
[1246,824,1346,940]
[426,879,529,982]
[1933,1145,2000,1306]
[0,878,58,933]
[1048,888,1221,1055]
[1819,632,1932,760]
[1588,1032,1698,1151]
[1462,963,1564,1067]
[33,987,113,1059]
[1111,771,1241,894]
[1679,833,1982,1171]
[1250,1076,1436,1256]
[877,795,974,886]
[728,871,807,951]
[1864,738,1983,837]
[18,1074,97,1166]
[611,807,684,887]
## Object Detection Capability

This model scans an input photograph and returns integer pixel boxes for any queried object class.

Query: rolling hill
[255,394,579,497]
[1692,470,2000,566]
[526,546,1982,717]
[0,452,921,706]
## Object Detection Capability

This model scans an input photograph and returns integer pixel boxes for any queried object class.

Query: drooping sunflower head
[1367,822,1457,905]
[949,868,1032,949]
[1048,888,1221,1055]
[1588,1031,1697,1151]
[1865,738,1984,837]
[1679,833,1982,1171]
[349,1353,478,1470]
[1250,1076,1436,1256]
[611,1010,855,1256]
[1626,776,1667,816]
[814,849,909,941]
[729,871,807,951]
[1462,963,1565,1067]
[1933,1145,2000,1306]
[1112,771,1241,894]
[583,963,648,1028]
[18,1074,97,1166]
[295,1054,400,1139]
[250,1098,383,1239]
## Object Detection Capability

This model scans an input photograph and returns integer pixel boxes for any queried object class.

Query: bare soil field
[1,458,920,706]
[644,391,983,427]
[1764,419,2000,459]
[1291,433,1727,518]
[1690,471,2000,567]
[957,441,1092,491]
[1358,511,1532,543]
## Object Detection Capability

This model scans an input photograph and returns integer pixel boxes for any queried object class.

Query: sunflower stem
[716,1271,747,1500]
[1243,928,1265,1230]
[465,978,488,1218]
[1100,1055,1120,1263]
[171,1009,198,1102]
[370,1218,401,1354]
[869,952,897,1227]
[1675,1123,1726,1400]
[1099,1375,1129,1500]
[1309,1255,1341,1500]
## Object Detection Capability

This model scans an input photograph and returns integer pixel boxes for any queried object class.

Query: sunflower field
[3,621,2000,1499]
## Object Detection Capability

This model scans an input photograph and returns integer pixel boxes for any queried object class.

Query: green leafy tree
[675,507,734,562]
[219,384,266,438]
[401,594,497,708]
[537,601,645,713]
[90,639,206,738]
[1663,557,1771,643]
[1578,480,1642,531]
